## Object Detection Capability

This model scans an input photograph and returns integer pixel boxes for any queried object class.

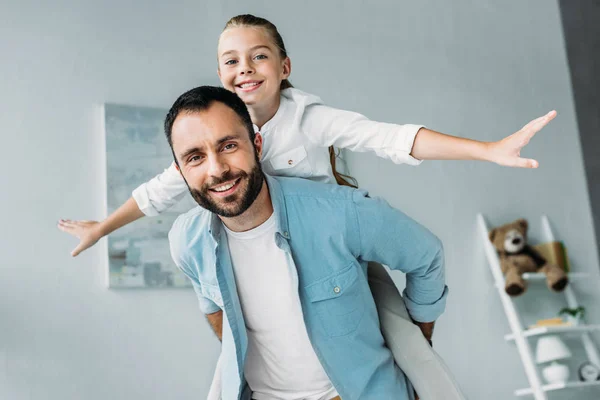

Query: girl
[59,14,555,400]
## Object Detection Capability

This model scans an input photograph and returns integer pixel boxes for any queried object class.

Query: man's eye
[188,155,203,163]
[224,59,237,65]
[223,143,237,151]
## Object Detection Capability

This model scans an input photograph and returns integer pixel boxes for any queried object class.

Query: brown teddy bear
[488,218,568,296]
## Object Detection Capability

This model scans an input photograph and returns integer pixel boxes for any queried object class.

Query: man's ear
[254,132,264,159]
[173,161,181,174]
[282,57,291,80]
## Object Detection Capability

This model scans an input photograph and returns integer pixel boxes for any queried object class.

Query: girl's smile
[235,79,264,93]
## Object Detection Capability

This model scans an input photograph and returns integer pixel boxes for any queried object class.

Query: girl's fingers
[72,244,85,257]
[58,219,99,256]
[59,220,95,229]
[58,224,79,236]
[58,221,85,236]
[522,110,556,135]
[58,221,73,230]
[516,157,539,169]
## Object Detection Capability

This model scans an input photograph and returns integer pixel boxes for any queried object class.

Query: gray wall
[1,1,598,399]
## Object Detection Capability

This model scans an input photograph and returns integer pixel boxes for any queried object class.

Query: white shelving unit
[477,214,600,399]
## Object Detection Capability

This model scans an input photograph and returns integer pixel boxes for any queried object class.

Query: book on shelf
[528,317,572,329]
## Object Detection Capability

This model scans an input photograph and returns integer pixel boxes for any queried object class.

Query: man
[167,86,448,399]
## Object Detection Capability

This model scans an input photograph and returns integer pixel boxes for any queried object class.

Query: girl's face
[217,27,291,108]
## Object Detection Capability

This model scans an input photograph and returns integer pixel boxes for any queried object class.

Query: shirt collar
[207,174,290,241]
[264,174,290,240]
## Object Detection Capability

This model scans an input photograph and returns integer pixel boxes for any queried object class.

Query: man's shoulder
[168,207,213,256]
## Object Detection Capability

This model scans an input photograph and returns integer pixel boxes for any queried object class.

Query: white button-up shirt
[133,88,423,216]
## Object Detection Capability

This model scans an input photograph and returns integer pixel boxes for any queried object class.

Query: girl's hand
[57,219,104,257]
[488,110,557,168]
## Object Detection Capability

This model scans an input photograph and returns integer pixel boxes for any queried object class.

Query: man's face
[171,102,264,218]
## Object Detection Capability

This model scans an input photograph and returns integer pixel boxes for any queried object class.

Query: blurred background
[1,0,599,399]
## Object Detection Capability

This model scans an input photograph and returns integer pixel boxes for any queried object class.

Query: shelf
[479,214,600,399]
[496,273,590,289]
[522,272,588,281]
[505,324,600,341]
[515,380,600,396]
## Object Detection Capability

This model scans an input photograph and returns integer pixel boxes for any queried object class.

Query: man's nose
[207,155,229,178]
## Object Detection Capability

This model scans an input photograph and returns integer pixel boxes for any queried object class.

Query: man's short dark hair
[164,86,255,160]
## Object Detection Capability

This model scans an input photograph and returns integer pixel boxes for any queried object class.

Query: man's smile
[209,177,242,197]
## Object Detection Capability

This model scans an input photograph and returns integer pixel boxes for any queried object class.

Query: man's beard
[187,160,264,218]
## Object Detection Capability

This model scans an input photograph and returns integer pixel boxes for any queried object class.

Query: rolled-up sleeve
[132,162,189,216]
[185,270,221,315]
[352,190,447,322]
[301,103,424,166]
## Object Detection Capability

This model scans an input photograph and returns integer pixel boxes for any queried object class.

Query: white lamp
[535,335,572,384]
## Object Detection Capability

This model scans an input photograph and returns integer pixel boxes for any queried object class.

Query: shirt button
[333,286,341,294]
[288,159,294,165]
[283,231,289,238]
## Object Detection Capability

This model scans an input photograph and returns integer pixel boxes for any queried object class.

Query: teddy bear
[488,218,568,296]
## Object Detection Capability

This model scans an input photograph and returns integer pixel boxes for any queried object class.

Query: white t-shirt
[223,214,339,400]
[132,88,424,216]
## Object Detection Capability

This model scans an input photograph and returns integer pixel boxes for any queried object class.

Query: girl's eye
[224,59,237,65]
[254,54,267,60]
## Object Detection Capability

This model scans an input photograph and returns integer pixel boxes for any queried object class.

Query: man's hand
[412,320,435,400]
[206,310,223,341]
[412,319,435,400]
[413,320,435,346]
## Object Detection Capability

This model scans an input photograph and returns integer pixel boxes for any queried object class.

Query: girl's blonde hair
[222,14,358,188]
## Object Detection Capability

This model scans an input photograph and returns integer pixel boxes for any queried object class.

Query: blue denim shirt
[169,175,448,400]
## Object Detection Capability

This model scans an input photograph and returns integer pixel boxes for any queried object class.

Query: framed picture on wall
[103,103,194,288]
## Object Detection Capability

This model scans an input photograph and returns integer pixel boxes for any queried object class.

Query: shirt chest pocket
[305,263,365,337]
[200,283,224,309]
[267,146,313,178]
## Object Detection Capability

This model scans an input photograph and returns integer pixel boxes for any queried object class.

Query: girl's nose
[239,59,255,75]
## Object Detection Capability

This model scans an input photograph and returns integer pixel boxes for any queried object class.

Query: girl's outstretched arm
[58,197,144,257]
[59,163,188,257]
[410,111,557,167]
[299,87,556,168]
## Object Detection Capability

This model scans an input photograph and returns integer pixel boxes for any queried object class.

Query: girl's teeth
[241,82,259,88]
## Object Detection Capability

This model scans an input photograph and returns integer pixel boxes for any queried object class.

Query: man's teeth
[213,181,236,192]
[240,82,259,88]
